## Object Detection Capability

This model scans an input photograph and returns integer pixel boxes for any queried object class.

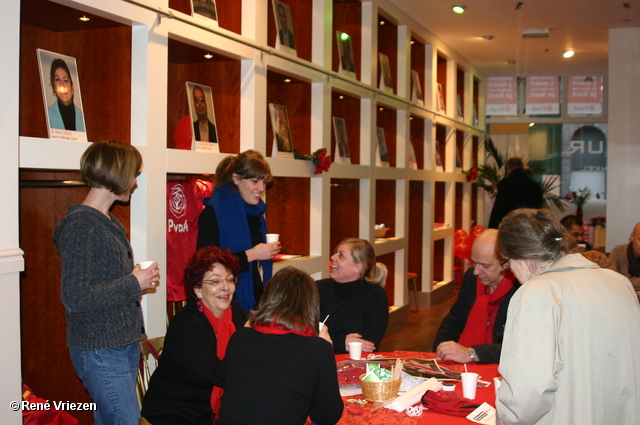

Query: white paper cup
[348,342,362,360]
[265,233,280,243]
[461,372,479,399]
[138,261,155,270]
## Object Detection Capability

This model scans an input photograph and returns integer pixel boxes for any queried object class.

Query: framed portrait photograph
[456,93,463,119]
[336,31,356,78]
[376,127,390,167]
[37,49,87,142]
[379,53,393,94]
[437,83,445,112]
[434,140,444,171]
[408,141,418,170]
[269,103,294,159]
[411,70,424,106]
[273,0,297,55]
[191,0,219,25]
[186,82,219,153]
[332,116,351,164]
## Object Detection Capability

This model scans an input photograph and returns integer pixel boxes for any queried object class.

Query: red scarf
[252,321,315,337]
[196,300,236,419]
[458,271,516,347]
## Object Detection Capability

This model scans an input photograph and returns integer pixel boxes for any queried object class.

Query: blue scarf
[203,184,272,312]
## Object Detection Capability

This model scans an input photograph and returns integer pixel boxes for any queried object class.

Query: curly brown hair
[184,246,240,301]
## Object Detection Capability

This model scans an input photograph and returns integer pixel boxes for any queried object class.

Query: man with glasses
[434,229,520,364]
[560,214,592,251]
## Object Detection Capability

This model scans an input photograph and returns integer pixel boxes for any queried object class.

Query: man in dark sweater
[488,156,543,229]
[434,229,520,364]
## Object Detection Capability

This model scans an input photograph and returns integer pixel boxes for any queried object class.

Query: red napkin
[421,390,480,417]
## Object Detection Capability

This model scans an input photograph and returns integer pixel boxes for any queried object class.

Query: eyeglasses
[502,258,511,270]
[202,278,237,286]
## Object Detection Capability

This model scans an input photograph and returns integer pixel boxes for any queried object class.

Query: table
[334,351,500,425]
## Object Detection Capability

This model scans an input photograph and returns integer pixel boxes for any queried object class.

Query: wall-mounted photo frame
[332,116,351,164]
[435,140,444,171]
[336,31,356,78]
[456,94,463,119]
[411,70,424,106]
[269,103,294,159]
[379,53,393,94]
[186,82,219,153]
[273,0,297,55]
[376,127,390,167]
[37,49,87,142]
[437,83,445,112]
[191,0,219,26]
[408,141,418,170]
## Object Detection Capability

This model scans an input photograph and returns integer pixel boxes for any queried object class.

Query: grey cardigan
[54,204,146,350]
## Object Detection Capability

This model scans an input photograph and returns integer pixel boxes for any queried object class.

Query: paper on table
[466,402,496,424]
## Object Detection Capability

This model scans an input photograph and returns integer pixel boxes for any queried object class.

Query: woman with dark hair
[197,150,280,313]
[54,140,159,425]
[496,208,640,425]
[317,238,389,354]
[48,58,85,131]
[141,246,247,425]
[216,267,343,425]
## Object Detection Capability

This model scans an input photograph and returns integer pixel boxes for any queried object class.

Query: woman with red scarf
[141,246,246,425]
[216,267,343,425]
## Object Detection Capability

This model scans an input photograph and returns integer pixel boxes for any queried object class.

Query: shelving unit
[13,1,487,421]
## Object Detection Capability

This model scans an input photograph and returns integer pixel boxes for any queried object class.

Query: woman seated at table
[216,267,343,425]
[317,238,389,354]
[141,246,247,425]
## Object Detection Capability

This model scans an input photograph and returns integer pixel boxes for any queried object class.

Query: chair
[136,337,165,410]
[407,273,420,312]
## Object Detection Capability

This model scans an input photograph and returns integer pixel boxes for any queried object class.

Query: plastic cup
[266,233,280,243]
[461,372,479,399]
[348,342,362,360]
[138,261,155,270]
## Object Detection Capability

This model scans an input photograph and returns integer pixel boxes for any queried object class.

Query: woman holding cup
[197,150,281,313]
[53,140,159,425]
[316,238,389,355]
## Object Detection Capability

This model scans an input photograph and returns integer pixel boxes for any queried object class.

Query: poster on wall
[379,53,394,94]
[269,103,294,158]
[411,70,424,106]
[273,0,297,55]
[375,127,390,167]
[567,76,603,116]
[191,0,219,26]
[486,76,517,116]
[186,82,219,153]
[37,49,87,142]
[337,31,356,78]
[525,76,559,115]
[332,116,351,164]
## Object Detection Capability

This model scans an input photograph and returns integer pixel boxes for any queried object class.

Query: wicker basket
[359,374,402,402]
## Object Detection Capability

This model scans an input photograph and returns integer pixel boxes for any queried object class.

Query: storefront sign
[568,76,603,115]
[525,76,559,114]
[486,76,517,116]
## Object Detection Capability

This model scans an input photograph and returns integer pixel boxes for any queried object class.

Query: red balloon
[469,225,485,244]
[454,229,469,240]
[454,241,471,259]
[173,115,193,150]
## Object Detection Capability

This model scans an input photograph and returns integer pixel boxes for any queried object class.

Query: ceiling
[389,0,639,77]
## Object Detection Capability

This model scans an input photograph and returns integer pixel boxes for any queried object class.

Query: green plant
[476,137,565,211]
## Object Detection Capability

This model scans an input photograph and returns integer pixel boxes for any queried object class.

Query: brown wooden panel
[329,179,359,252]
[377,17,397,94]
[434,182,445,224]
[376,252,395,306]
[333,1,362,79]
[473,76,480,116]
[331,91,361,164]
[19,170,132,425]
[456,129,464,170]
[408,181,424,290]
[435,124,447,169]
[455,182,463,230]
[410,116,425,169]
[375,180,395,237]
[167,41,241,153]
[169,0,242,34]
[437,55,447,110]
[433,239,444,282]
[265,177,310,256]
[266,71,311,156]
[267,0,313,62]
[376,107,396,166]
[20,22,131,142]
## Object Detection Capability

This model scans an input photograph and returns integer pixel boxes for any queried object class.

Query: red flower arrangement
[294,148,332,174]
[463,167,478,182]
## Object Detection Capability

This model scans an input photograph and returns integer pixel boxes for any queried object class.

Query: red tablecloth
[333,352,500,425]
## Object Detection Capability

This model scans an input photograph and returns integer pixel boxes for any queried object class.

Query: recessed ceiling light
[563,50,575,58]
[204,53,213,59]
[379,20,385,26]
[529,123,535,127]
[379,107,384,111]
[507,60,517,65]
[452,5,466,14]
[340,32,350,41]
[284,78,292,83]
[410,40,415,45]
[79,15,90,22]
[482,35,494,41]
[339,95,344,100]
